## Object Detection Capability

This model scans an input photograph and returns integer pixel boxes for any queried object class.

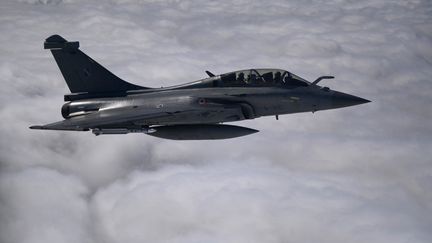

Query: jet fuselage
[30,35,370,140]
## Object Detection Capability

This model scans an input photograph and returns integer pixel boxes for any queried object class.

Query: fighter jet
[30,35,370,140]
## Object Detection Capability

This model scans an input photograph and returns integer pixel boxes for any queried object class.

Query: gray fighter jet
[30,35,370,140]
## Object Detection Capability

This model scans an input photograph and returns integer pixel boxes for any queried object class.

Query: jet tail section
[45,35,149,94]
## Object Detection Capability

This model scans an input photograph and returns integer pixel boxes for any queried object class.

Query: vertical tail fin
[44,35,148,93]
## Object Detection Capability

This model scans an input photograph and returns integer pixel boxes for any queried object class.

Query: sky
[0,0,431,242]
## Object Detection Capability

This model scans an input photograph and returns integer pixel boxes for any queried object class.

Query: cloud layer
[1,0,431,242]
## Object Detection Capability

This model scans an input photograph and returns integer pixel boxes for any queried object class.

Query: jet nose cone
[332,91,371,108]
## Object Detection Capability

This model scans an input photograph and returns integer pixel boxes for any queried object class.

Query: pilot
[237,73,245,83]
[274,72,282,84]
[249,74,257,84]
[283,74,291,84]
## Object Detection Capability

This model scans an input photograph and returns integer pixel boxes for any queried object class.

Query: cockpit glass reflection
[219,69,310,87]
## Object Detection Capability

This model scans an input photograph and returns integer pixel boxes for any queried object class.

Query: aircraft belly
[135,107,244,126]
[249,93,314,117]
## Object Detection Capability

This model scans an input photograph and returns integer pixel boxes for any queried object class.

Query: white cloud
[0,168,93,243]
[0,0,431,242]
[91,162,429,243]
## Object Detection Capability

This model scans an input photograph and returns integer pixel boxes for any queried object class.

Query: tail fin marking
[44,35,148,93]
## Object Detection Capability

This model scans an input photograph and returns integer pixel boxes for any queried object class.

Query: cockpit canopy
[218,69,310,88]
